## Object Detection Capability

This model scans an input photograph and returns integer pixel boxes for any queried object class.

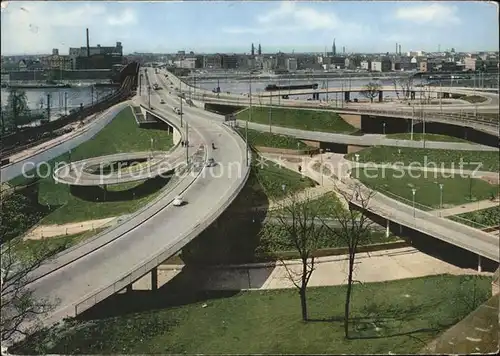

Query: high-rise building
[399,44,402,55]
[258,44,262,55]
[251,43,255,56]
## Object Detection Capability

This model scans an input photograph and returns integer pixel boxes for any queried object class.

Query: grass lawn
[13,228,106,262]
[460,95,487,103]
[252,157,316,200]
[449,205,500,228]
[237,107,357,133]
[14,274,492,355]
[270,192,345,217]
[9,107,174,225]
[259,223,397,253]
[345,146,500,172]
[237,127,310,149]
[352,167,498,210]
[385,133,472,143]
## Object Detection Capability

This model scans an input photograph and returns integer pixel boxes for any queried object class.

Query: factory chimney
[399,44,401,55]
[86,28,90,57]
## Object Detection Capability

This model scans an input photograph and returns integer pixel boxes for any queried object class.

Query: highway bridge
[167,68,499,264]
[18,68,250,331]
[3,66,497,339]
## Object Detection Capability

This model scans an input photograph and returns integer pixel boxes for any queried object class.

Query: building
[221,54,239,69]
[75,53,123,70]
[286,58,298,71]
[203,54,222,69]
[371,58,391,72]
[69,41,123,69]
[360,60,371,70]
[330,56,345,69]
[41,48,72,70]
[174,57,196,69]
[17,59,43,71]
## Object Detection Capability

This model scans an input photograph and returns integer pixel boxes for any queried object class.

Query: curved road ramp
[53,151,184,186]
[13,73,250,338]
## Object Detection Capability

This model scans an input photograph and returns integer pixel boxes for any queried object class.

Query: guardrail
[347,180,499,262]
[73,119,251,316]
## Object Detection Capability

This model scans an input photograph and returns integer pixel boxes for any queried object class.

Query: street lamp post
[297,141,300,155]
[411,188,417,217]
[411,105,414,141]
[439,183,444,215]
[148,85,151,108]
[382,122,386,135]
[319,149,324,186]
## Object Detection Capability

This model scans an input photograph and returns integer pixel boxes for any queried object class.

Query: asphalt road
[238,121,498,151]
[25,68,249,328]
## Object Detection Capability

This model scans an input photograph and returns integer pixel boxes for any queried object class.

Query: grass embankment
[345,146,499,172]
[9,107,174,225]
[14,275,492,355]
[460,95,488,103]
[237,107,357,133]
[450,205,500,228]
[352,167,498,210]
[236,128,310,149]
[14,229,107,262]
[385,133,471,143]
[251,157,316,200]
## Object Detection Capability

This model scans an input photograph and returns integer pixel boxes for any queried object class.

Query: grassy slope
[237,107,356,133]
[385,133,471,143]
[9,107,173,224]
[345,146,499,172]
[237,127,310,149]
[15,275,491,355]
[353,167,498,209]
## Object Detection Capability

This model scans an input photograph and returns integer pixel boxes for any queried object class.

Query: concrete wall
[347,145,366,153]
[255,146,318,155]
[300,139,320,148]
[340,114,362,129]
[173,127,181,145]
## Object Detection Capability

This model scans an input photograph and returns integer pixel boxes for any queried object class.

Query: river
[0,85,116,120]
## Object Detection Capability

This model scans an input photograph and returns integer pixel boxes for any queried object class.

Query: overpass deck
[26,71,249,329]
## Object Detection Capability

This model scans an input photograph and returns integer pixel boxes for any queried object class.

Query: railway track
[0,63,140,162]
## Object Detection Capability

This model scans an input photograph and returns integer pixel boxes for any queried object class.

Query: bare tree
[1,238,57,346]
[399,75,414,100]
[391,78,401,101]
[320,180,376,338]
[359,82,382,103]
[259,192,323,321]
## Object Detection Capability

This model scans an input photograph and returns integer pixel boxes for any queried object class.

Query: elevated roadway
[53,151,183,186]
[22,68,249,330]
[240,121,497,151]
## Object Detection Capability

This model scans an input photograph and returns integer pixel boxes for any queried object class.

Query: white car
[172,196,185,206]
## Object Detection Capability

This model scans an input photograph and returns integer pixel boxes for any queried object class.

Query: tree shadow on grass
[69,175,171,202]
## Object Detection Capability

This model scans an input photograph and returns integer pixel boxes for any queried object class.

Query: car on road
[206,158,216,167]
[160,99,165,104]
[173,107,181,115]
[173,196,185,206]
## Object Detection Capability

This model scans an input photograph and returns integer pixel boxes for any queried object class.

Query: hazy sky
[1,1,498,55]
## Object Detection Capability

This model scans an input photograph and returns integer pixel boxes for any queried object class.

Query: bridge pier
[478,255,482,273]
[386,219,390,238]
[344,91,350,102]
[378,91,383,102]
[410,91,416,100]
[126,284,133,293]
[151,267,158,291]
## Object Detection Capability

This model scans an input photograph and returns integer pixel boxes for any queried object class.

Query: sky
[1,1,498,55]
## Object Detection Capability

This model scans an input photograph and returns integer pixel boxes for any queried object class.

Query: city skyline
[1,1,498,55]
